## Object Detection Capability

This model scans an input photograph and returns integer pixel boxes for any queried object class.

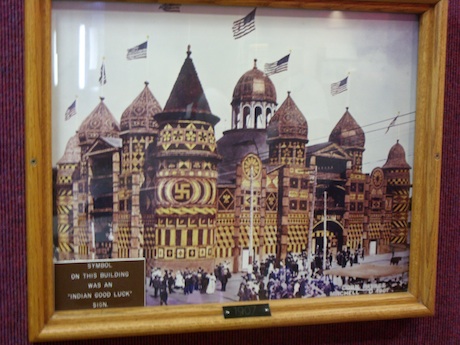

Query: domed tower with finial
[382,140,411,246]
[267,91,308,167]
[74,97,120,258]
[329,107,365,172]
[266,92,311,260]
[149,46,221,271]
[231,59,277,130]
[328,108,366,252]
[115,82,162,259]
[120,81,161,174]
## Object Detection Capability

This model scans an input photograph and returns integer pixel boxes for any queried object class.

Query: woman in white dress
[175,270,185,290]
[206,272,217,294]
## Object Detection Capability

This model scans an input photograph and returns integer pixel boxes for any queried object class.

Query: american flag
[127,41,148,60]
[65,100,77,120]
[159,3,181,12]
[232,9,256,39]
[99,62,106,85]
[330,77,348,96]
[264,54,290,76]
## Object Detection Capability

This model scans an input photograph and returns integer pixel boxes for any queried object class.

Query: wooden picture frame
[25,0,446,342]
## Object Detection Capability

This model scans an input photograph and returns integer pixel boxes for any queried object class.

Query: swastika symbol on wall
[173,182,192,202]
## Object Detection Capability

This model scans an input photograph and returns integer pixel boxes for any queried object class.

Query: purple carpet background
[1,1,459,344]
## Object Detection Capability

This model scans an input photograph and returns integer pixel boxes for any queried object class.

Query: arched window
[243,106,251,129]
[232,108,241,129]
[265,107,273,126]
[255,106,263,128]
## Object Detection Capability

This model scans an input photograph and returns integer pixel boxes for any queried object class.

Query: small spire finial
[100,96,105,102]
[287,91,291,97]
[145,81,149,86]
[346,107,349,111]
[253,59,257,69]
[187,45,191,58]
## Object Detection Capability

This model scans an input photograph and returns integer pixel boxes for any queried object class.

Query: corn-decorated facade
[54,49,412,273]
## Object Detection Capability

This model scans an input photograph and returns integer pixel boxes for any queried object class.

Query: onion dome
[78,98,120,146]
[57,134,81,165]
[329,108,365,148]
[120,82,162,133]
[267,92,308,143]
[156,46,219,126]
[232,59,277,105]
[382,140,411,169]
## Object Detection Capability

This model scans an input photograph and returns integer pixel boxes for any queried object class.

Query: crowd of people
[236,253,339,301]
[147,250,408,305]
[148,262,232,305]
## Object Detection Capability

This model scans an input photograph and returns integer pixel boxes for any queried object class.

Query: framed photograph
[25,0,447,341]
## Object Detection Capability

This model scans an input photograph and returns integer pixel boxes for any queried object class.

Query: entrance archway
[312,220,344,256]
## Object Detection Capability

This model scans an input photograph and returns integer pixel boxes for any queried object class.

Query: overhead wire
[216,111,416,167]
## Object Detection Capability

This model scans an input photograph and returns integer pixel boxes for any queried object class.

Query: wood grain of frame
[25,0,447,342]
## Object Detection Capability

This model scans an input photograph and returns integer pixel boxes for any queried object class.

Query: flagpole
[74,95,78,119]
[323,191,327,272]
[249,166,254,268]
[307,166,317,275]
[288,50,292,91]
[91,218,96,260]
[146,35,149,74]
[99,56,106,98]
[346,72,351,108]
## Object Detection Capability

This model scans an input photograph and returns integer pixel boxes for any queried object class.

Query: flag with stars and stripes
[65,100,77,120]
[127,41,148,60]
[264,54,290,76]
[232,9,256,39]
[330,76,348,96]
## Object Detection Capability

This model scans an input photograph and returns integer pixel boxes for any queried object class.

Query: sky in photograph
[51,2,419,174]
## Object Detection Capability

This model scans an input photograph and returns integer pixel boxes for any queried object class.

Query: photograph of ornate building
[51,3,417,304]
[54,47,412,276]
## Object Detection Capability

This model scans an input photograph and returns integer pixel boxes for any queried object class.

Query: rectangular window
[187,230,193,246]
[165,229,170,246]
[176,229,181,246]
[350,183,357,192]
[198,229,204,245]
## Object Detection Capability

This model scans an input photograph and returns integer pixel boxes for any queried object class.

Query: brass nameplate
[55,259,145,311]
[223,304,271,319]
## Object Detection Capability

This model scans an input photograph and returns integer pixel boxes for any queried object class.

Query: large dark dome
[232,60,277,105]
